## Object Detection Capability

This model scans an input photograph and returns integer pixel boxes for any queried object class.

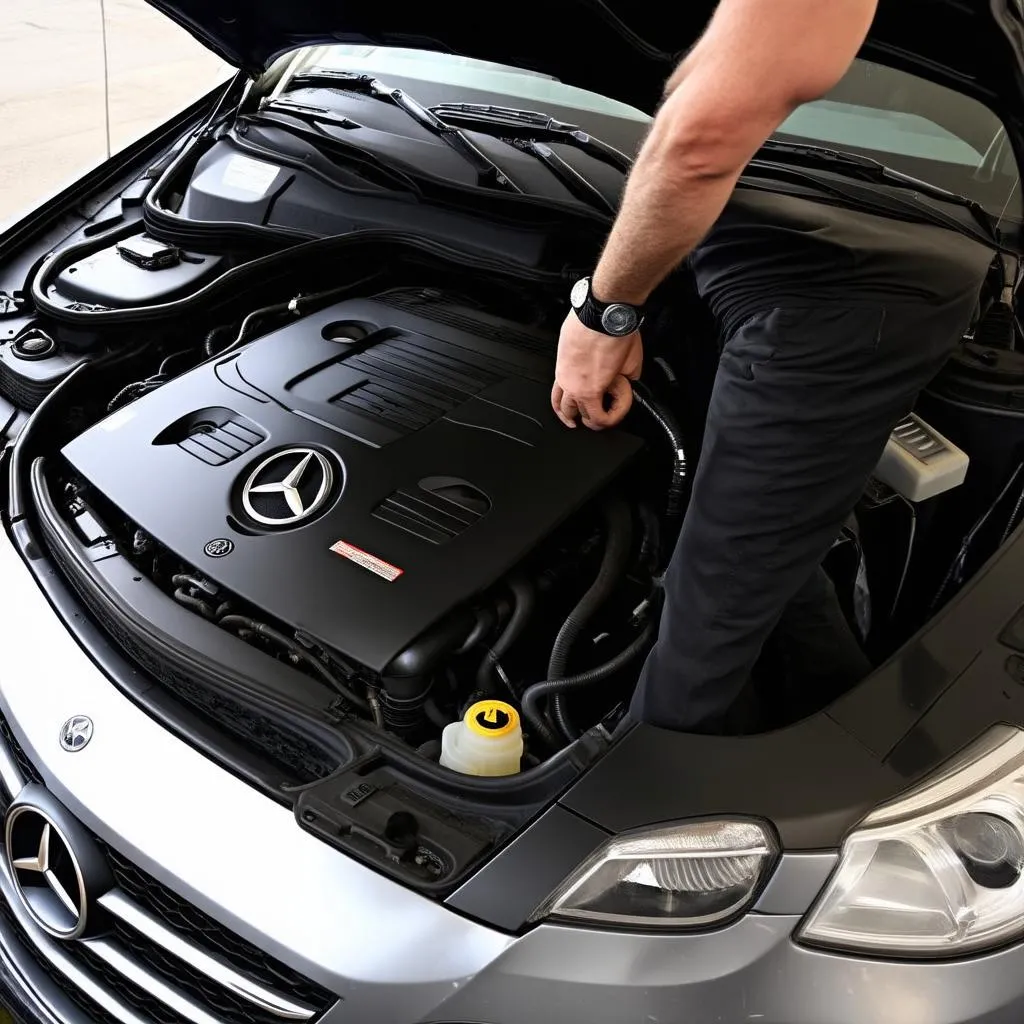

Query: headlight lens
[800,725,1024,957]
[531,820,777,929]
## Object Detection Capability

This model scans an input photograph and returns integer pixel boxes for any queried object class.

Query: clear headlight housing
[531,820,777,929]
[800,725,1024,957]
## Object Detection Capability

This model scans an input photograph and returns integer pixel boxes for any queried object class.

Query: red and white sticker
[330,540,404,582]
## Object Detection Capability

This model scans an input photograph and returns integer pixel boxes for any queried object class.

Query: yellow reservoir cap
[465,700,520,738]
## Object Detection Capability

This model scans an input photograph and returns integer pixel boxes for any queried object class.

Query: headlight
[800,725,1024,957]
[531,820,777,929]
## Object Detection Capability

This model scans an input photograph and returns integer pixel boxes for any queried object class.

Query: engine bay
[4,49,1024,891]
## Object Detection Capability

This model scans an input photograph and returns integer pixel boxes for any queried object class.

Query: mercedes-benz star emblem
[5,805,89,939]
[59,716,93,752]
[241,448,334,527]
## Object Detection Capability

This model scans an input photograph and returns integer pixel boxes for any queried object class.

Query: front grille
[102,848,332,1013]
[0,897,122,1024]
[61,939,190,1024]
[0,713,336,1024]
[0,716,42,786]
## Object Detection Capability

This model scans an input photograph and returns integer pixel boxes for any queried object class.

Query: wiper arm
[286,70,522,193]
[237,111,422,195]
[755,140,998,238]
[511,139,615,215]
[430,102,634,173]
[262,98,361,130]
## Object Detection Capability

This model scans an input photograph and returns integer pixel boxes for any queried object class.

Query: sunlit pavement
[0,0,228,227]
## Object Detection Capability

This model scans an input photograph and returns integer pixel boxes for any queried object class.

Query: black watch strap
[570,277,644,337]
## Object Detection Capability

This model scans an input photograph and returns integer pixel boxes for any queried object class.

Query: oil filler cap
[466,700,519,738]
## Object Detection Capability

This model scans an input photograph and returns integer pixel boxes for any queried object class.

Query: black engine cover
[62,296,642,672]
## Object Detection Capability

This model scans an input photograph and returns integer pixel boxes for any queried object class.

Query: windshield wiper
[263,98,361,130]
[510,139,615,214]
[237,110,423,195]
[754,140,998,238]
[286,71,523,193]
[430,102,634,174]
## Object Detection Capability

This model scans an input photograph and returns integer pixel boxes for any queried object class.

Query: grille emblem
[5,803,92,939]
[59,716,93,752]
[241,448,334,527]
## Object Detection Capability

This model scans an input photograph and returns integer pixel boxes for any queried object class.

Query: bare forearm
[590,0,878,307]
[592,101,740,304]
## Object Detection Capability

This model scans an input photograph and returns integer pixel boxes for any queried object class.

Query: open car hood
[146,0,1024,115]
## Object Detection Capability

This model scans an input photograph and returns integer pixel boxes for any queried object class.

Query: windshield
[774,58,1022,228]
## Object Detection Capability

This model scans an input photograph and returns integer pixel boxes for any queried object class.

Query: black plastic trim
[445,804,609,932]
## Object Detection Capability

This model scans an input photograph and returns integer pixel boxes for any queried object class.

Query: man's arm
[553,0,878,429]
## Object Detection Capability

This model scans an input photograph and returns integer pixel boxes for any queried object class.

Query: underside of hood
[147,0,1024,116]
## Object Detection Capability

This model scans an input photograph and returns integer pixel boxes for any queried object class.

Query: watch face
[601,303,639,336]
[570,277,590,310]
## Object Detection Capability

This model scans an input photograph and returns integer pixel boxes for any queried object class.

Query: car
[2,1,1024,1021]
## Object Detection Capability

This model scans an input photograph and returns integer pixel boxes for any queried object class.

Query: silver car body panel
[4,538,1024,1023]
[0,537,510,1020]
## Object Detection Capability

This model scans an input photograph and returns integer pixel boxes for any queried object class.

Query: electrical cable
[932,462,1024,610]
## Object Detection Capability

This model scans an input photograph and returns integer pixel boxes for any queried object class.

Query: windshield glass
[775,58,1021,228]
[775,59,1021,226]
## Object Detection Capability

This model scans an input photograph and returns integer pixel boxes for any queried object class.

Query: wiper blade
[430,102,634,173]
[262,98,361,130]
[755,140,998,238]
[286,71,522,193]
[237,111,422,195]
[512,139,615,215]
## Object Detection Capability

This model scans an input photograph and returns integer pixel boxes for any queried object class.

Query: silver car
[3,2,1024,1022]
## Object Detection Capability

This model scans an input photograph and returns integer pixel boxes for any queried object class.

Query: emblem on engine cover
[241,448,334,527]
[204,538,234,558]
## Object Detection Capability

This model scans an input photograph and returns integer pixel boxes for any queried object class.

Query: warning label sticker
[330,540,404,582]
[222,155,279,195]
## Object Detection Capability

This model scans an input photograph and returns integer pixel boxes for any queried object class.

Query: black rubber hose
[204,325,232,357]
[476,575,535,695]
[424,697,454,731]
[171,573,218,596]
[631,380,688,521]
[548,498,633,741]
[456,607,497,656]
[523,624,656,750]
[217,614,369,710]
[172,588,215,620]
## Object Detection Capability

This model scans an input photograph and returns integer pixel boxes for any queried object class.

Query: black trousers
[630,298,973,732]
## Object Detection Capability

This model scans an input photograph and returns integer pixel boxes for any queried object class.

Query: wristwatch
[570,277,645,337]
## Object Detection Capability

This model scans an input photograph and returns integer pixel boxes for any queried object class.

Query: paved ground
[0,0,229,226]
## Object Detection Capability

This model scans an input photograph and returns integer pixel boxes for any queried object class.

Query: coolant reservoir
[440,700,523,776]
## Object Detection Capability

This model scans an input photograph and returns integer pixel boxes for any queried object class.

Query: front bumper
[5,541,1024,1023]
